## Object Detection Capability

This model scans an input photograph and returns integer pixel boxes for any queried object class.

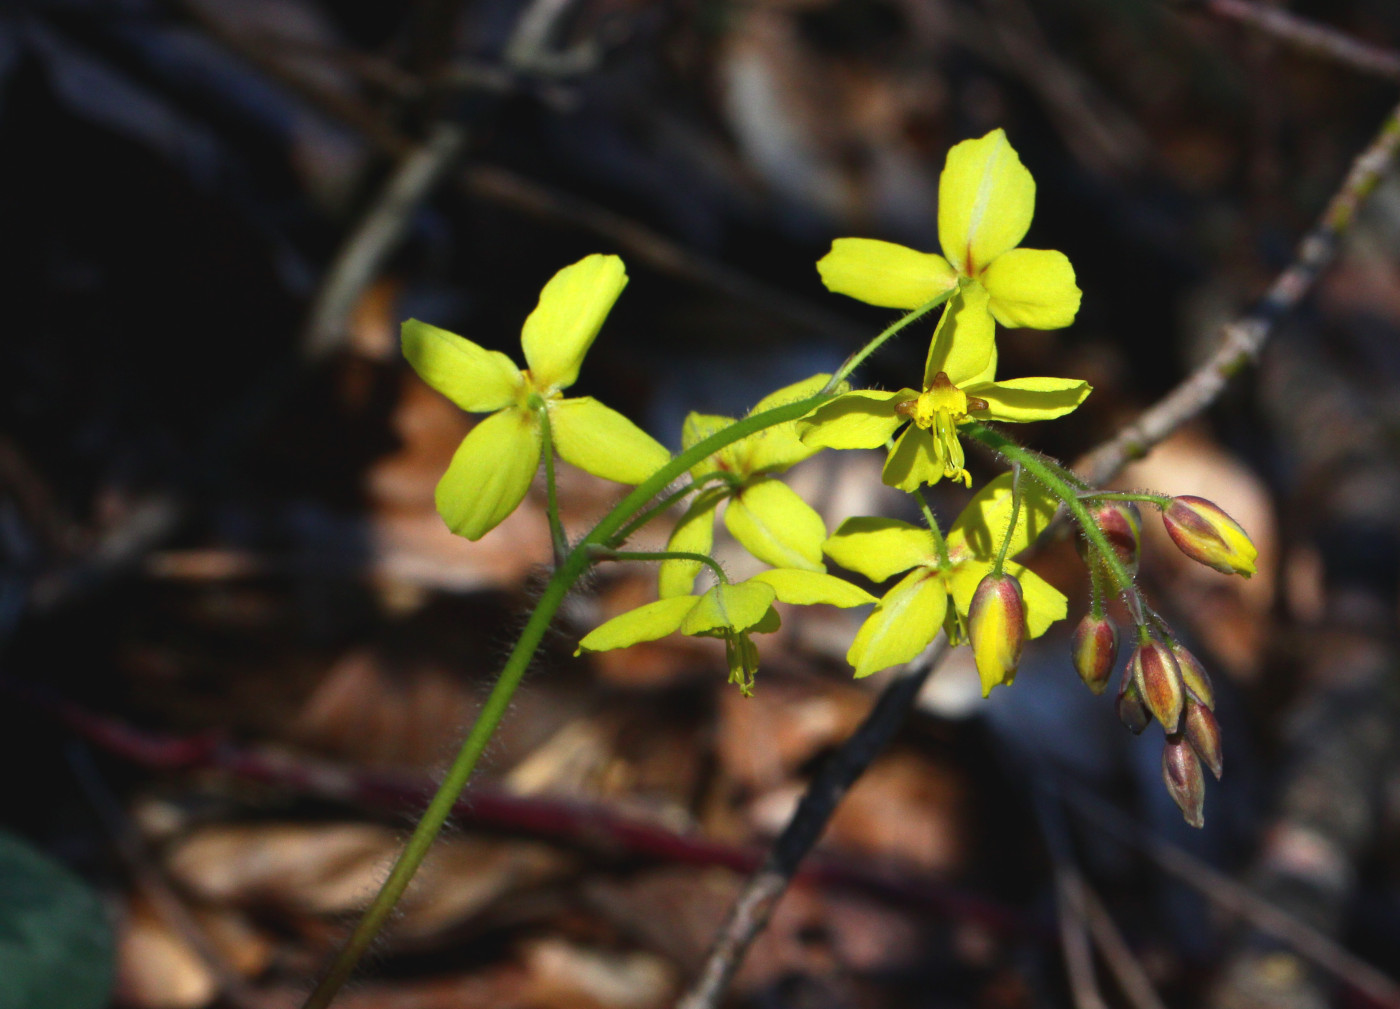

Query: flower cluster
[401,129,1257,829]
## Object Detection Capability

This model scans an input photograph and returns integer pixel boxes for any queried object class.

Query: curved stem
[1077,490,1170,509]
[590,547,728,584]
[535,401,568,564]
[992,464,1023,576]
[914,488,952,568]
[825,290,954,392]
[606,476,727,549]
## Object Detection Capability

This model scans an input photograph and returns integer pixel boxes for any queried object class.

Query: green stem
[606,477,727,549]
[992,464,1023,575]
[1077,490,1170,509]
[914,488,952,568]
[535,400,568,564]
[300,390,836,1009]
[964,423,1136,598]
[825,289,954,391]
[590,547,729,584]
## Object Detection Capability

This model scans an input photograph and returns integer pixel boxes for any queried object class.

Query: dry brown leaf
[115,900,217,1009]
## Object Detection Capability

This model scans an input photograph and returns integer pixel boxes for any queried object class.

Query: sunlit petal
[824,517,938,582]
[659,492,721,599]
[576,596,697,653]
[681,580,778,636]
[882,425,944,492]
[924,285,995,388]
[847,570,948,678]
[938,129,1035,276]
[435,407,541,540]
[946,473,1059,562]
[750,569,876,607]
[725,479,827,572]
[401,320,523,412]
[550,396,671,484]
[520,254,627,391]
[981,248,1081,330]
[965,377,1091,423]
[799,390,910,450]
[817,238,958,309]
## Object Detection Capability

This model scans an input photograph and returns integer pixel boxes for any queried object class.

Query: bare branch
[1077,97,1400,486]
[1189,0,1400,82]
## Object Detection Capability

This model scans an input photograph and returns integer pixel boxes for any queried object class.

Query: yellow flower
[816,129,1081,330]
[659,375,843,598]
[824,474,1066,680]
[799,285,1090,491]
[402,254,670,540]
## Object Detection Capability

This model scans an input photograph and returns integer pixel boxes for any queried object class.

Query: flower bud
[1183,699,1223,779]
[1116,674,1151,734]
[1162,734,1206,828]
[1071,613,1118,695]
[1078,501,1142,577]
[1162,495,1258,578]
[1131,638,1185,733]
[969,572,1027,697]
[1169,641,1215,710]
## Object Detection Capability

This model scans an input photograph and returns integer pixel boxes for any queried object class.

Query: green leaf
[0,831,114,1009]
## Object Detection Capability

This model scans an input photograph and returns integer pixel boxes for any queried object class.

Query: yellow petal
[965,377,1092,423]
[576,596,697,653]
[435,407,541,540]
[681,580,777,636]
[799,390,910,450]
[947,560,1064,639]
[401,320,523,412]
[724,478,827,572]
[938,129,1035,276]
[924,284,995,388]
[946,472,1059,561]
[981,248,1082,329]
[847,570,948,678]
[824,517,938,582]
[750,569,876,607]
[681,412,738,480]
[817,238,958,309]
[742,374,839,474]
[882,425,945,492]
[520,254,627,391]
[659,492,721,599]
[550,396,671,485]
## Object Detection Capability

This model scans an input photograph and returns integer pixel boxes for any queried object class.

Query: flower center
[897,372,972,487]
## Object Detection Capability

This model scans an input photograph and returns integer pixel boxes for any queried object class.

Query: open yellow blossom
[799,284,1090,491]
[824,474,1066,681]
[402,255,670,540]
[817,129,1081,330]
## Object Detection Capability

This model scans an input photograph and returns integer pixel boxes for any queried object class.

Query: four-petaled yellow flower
[800,284,1091,491]
[824,474,1066,682]
[402,255,670,540]
[817,129,1081,331]
[660,375,842,598]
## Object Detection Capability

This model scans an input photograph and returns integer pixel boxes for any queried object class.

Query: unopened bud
[1131,638,1185,733]
[1072,613,1118,695]
[1116,674,1151,734]
[1162,496,1257,578]
[1163,734,1206,828]
[1183,699,1223,779]
[969,572,1027,697]
[1169,642,1215,710]
[1078,501,1142,577]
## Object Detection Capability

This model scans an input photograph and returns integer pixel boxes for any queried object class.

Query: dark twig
[1062,785,1400,1009]
[1077,96,1400,486]
[1186,0,1400,82]
[674,637,949,1009]
[302,122,467,359]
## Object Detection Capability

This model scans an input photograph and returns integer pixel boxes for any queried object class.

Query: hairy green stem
[964,423,1136,598]
[1077,490,1170,508]
[301,390,835,1009]
[535,400,568,564]
[607,478,727,549]
[590,547,729,584]
[914,488,952,568]
[992,463,1023,575]
[825,290,954,391]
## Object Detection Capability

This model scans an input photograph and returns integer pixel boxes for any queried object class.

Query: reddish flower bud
[1169,642,1215,710]
[1116,674,1151,734]
[1162,496,1257,578]
[1131,638,1185,734]
[1183,699,1223,779]
[1072,613,1118,695]
[1078,500,1142,578]
[1163,734,1206,828]
[969,572,1027,697]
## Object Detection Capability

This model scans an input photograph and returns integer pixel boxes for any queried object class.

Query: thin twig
[1076,884,1171,1009]
[1187,0,1400,82]
[675,637,949,1009]
[1062,785,1400,1009]
[302,122,467,359]
[1077,96,1400,486]
[1035,789,1110,1009]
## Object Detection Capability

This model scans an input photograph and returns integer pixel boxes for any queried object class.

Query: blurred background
[3,1,1400,1007]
